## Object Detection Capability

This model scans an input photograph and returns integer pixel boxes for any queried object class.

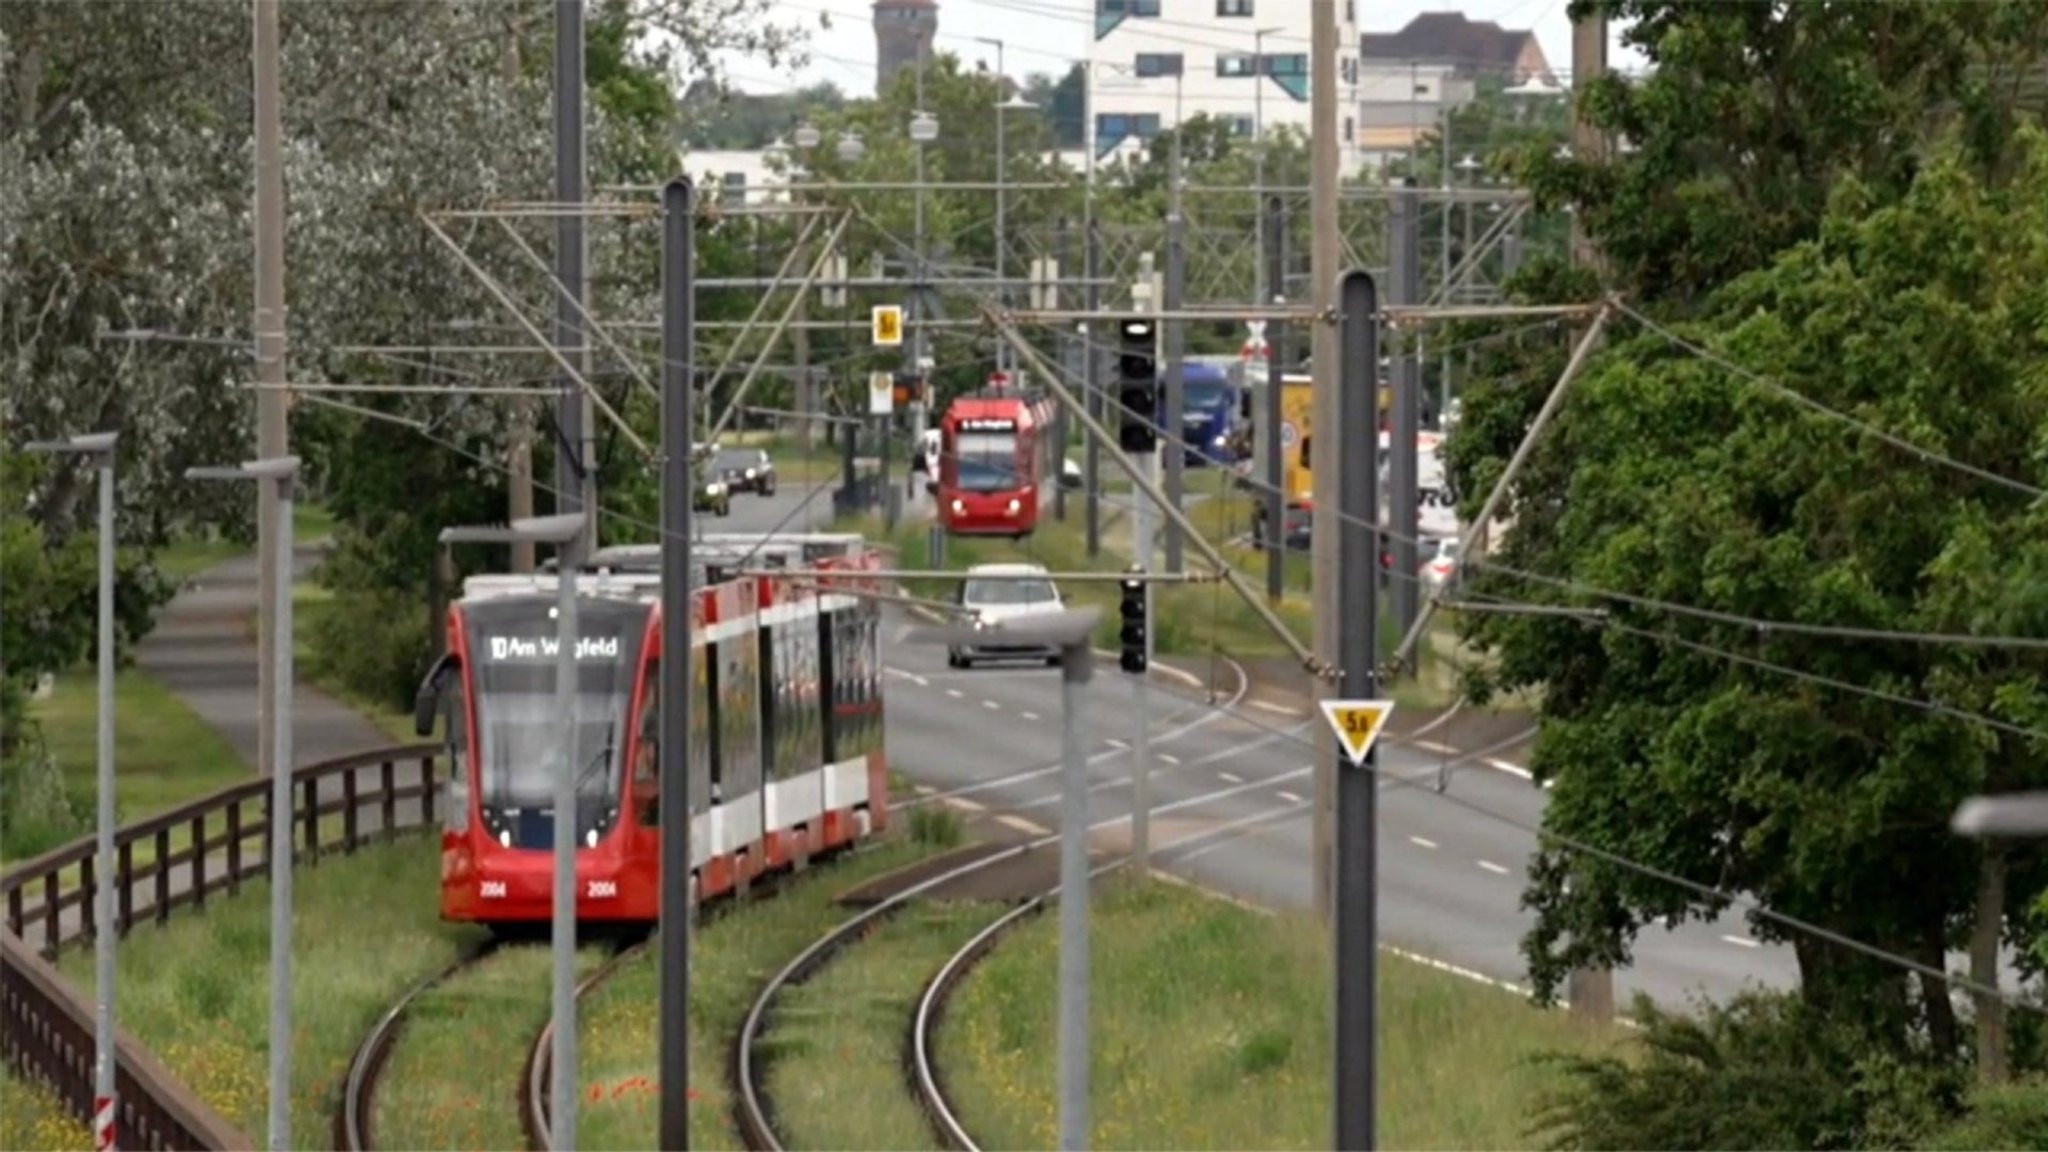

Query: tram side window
[635,660,660,826]
[444,669,469,833]
[692,642,715,802]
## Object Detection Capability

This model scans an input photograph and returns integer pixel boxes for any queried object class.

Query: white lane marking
[1416,739,1458,755]
[1021,711,1041,721]
[1721,934,1760,949]
[1219,772,1244,784]
[1276,790,1304,804]
[884,666,931,687]
[1485,757,1533,781]
[1409,836,1438,849]
[996,814,1050,836]
[913,784,937,796]
[1104,738,1130,750]
[1477,859,1511,875]
[947,797,986,813]
[1158,753,1181,765]
[982,699,1001,710]
[1250,699,1304,717]
[946,688,965,699]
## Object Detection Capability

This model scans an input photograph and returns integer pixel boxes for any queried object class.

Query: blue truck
[1167,358,1249,467]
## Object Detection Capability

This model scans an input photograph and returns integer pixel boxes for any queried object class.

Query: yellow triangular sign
[1320,699,1395,767]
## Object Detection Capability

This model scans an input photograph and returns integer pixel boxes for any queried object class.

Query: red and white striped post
[95,1093,115,1150]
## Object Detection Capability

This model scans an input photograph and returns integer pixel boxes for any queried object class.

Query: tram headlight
[499,829,511,847]
[1005,498,1021,515]
[585,828,599,848]
[950,498,965,514]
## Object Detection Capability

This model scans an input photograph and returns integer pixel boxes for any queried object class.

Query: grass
[152,502,338,585]
[575,834,949,1150]
[373,943,609,1150]
[939,877,1617,1150]
[0,1068,92,1151]
[761,899,1002,1150]
[57,833,489,1148]
[8,668,251,866]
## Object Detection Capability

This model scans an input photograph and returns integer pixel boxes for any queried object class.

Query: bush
[908,804,964,848]
[305,587,435,712]
[1,728,85,860]
[1529,990,1962,1151]
[1920,1078,2048,1150]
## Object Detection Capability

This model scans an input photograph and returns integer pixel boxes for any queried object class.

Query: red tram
[935,389,1058,538]
[414,532,889,927]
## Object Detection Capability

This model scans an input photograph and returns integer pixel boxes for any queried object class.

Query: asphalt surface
[875,604,1816,1009]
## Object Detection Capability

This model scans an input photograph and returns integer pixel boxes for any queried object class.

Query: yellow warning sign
[872,304,904,347]
[1320,699,1394,766]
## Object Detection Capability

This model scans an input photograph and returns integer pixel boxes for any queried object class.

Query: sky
[713,0,1648,99]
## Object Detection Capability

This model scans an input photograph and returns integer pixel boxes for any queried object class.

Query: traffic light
[1117,318,1158,453]
[1118,564,1147,674]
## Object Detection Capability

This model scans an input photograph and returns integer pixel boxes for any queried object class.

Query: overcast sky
[713,0,1646,98]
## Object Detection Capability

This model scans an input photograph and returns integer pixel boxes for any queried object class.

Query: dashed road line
[1158,753,1181,765]
[1485,757,1533,781]
[1218,771,1244,784]
[982,699,1001,710]
[913,784,937,796]
[1250,699,1304,717]
[1104,738,1130,750]
[1721,934,1760,949]
[1021,710,1040,721]
[945,688,965,699]
[996,814,1050,836]
[884,666,931,687]
[1276,790,1304,804]
[1415,739,1458,755]
[1477,859,1511,875]
[946,797,987,813]
[1408,835,1437,849]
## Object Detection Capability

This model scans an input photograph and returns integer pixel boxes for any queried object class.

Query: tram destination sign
[958,418,1017,432]
[486,635,622,662]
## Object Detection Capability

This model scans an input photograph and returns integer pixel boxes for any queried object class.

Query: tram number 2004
[586,880,618,899]
[480,881,507,899]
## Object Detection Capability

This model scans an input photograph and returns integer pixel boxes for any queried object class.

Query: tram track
[906,723,1537,1152]
[335,937,505,1152]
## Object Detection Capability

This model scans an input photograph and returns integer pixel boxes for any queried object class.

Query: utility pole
[1308,0,1344,925]
[1262,196,1287,604]
[1128,316,1158,871]
[251,0,288,787]
[658,176,697,1151]
[1054,218,1073,523]
[1387,182,1422,638]
[1083,219,1103,558]
[1565,2,1616,1026]
[1161,81,1187,574]
[554,0,596,564]
[1334,269,1380,1152]
[503,29,536,573]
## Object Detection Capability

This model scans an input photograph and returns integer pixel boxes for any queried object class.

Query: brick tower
[872,0,937,97]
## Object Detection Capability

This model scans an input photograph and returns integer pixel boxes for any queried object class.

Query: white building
[676,148,793,207]
[1085,0,1362,170]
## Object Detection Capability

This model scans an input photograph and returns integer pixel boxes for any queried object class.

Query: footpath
[137,544,390,767]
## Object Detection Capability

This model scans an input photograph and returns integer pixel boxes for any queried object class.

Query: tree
[1452,128,2048,1093]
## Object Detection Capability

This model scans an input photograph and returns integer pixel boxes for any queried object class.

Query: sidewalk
[136,545,392,768]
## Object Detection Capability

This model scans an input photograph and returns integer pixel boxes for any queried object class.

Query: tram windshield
[951,431,1020,492]
[462,597,650,813]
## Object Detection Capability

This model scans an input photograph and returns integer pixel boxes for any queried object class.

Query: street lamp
[976,37,1037,375]
[184,454,301,1152]
[1954,793,2048,838]
[437,512,588,1146]
[26,431,120,1152]
[909,106,939,474]
[905,607,1101,1151]
[1252,25,1284,309]
[835,130,866,165]
[792,121,821,150]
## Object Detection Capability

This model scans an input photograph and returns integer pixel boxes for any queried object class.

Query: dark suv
[711,447,777,496]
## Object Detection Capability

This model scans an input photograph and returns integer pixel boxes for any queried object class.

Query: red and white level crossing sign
[95,1093,115,1150]
[1240,319,1269,361]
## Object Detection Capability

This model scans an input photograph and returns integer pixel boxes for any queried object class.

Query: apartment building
[1086,0,1362,169]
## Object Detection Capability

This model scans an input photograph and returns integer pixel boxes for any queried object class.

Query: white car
[947,562,1065,668]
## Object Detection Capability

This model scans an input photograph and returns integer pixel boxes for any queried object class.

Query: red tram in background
[935,388,1058,538]
[415,532,889,928]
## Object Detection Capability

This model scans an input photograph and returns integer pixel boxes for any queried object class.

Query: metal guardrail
[1,744,444,1151]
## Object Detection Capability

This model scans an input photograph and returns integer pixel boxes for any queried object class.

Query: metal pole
[555,0,594,563]
[1129,449,1154,874]
[267,470,296,1152]
[551,544,580,1148]
[1083,219,1103,558]
[658,176,696,1152]
[1307,0,1343,925]
[1263,195,1287,605]
[1054,219,1071,523]
[1334,269,1379,1152]
[252,0,287,790]
[92,445,117,1152]
[1161,83,1186,574]
[994,42,1008,375]
[1056,637,1094,1151]
[1388,184,1422,638]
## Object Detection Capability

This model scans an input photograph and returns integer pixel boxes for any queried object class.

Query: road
[876,604,1809,1009]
